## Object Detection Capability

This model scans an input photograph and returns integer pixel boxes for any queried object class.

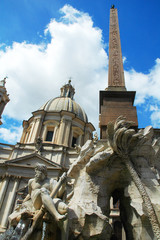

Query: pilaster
[57,115,72,146]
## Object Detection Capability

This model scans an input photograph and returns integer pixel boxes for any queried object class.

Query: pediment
[5,153,62,169]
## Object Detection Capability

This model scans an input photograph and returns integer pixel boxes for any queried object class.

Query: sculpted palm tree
[106,116,160,240]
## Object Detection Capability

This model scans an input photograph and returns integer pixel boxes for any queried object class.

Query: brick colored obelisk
[108,7,126,91]
[99,6,138,139]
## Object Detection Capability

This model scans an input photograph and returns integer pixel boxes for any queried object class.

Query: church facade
[0,80,94,232]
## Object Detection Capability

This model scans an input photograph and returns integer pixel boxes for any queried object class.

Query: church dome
[39,96,88,122]
[37,80,88,123]
[20,80,95,147]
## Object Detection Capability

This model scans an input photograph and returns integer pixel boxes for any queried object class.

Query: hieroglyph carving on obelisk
[108,8,126,89]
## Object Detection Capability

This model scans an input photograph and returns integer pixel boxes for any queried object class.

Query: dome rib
[38,97,88,122]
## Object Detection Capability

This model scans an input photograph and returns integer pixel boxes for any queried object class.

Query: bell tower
[99,6,138,139]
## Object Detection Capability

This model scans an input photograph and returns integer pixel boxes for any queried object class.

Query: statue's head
[35,163,47,182]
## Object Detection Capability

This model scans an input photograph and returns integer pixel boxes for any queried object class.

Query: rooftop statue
[0,77,7,88]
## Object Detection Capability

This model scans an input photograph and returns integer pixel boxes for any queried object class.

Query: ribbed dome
[39,97,88,123]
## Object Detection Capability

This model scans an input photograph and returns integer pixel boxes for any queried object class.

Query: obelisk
[108,6,126,91]
[99,6,138,139]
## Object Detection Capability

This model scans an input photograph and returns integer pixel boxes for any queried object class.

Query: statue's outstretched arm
[50,173,67,199]
[57,183,66,198]
[23,194,31,203]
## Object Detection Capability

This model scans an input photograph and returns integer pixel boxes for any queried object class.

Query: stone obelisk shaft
[99,7,138,139]
[108,8,126,91]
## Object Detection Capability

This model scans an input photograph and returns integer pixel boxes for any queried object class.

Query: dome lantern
[60,79,75,100]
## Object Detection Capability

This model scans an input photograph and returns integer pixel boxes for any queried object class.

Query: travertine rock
[67,117,160,240]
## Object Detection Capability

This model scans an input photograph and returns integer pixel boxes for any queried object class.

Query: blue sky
[0,0,160,143]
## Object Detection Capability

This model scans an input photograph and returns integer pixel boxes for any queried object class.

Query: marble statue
[93,132,98,143]
[8,163,68,240]
[0,77,7,87]
[27,163,67,221]
[35,137,43,154]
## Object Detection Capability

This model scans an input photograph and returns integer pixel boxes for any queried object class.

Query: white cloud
[123,56,126,63]
[0,43,6,48]
[150,111,160,128]
[0,5,108,137]
[60,4,90,24]
[150,105,158,112]
[125,58,160,104]
[0,126,22,143]
[125,58,160,127]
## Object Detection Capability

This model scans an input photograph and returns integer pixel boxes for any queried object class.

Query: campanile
[99,6,138,139]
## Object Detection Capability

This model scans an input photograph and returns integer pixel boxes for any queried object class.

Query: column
[35,117,43,140]
[60,147,67,167]
[1,178,20,228]
[57,119,65,145]
[20,128,26,143]
[28,120,36,143]
[77,135,82,146]
[0,177,9,209]
[53,125,58,144]
[42,124,48,141]
[84,127,90,143]
[31,118,41,142]
[20,121,28,143]
[63,120,71,146]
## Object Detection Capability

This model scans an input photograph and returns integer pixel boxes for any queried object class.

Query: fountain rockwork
[67,117,160,239]
[1,117,160,240]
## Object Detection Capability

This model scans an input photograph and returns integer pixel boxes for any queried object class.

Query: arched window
[45,130,54,142]
[71,126,84,147]
[43,120,58,143]
[72,136,77,147]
